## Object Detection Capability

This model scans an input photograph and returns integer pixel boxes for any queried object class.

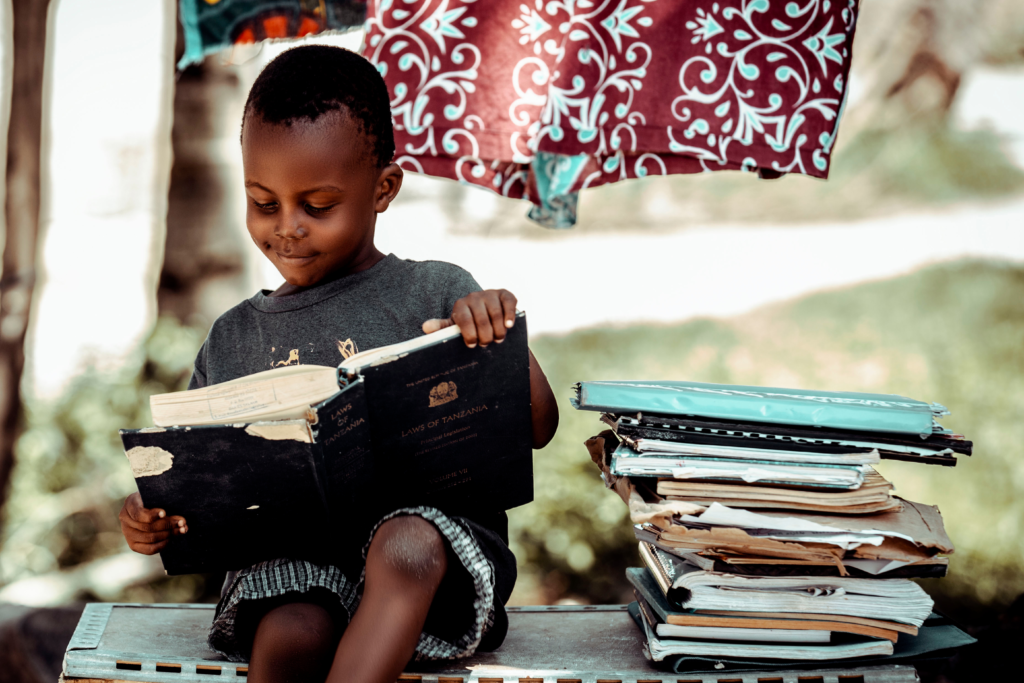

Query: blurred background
[0,0,1022,680]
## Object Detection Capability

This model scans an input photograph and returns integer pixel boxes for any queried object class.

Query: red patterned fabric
[363,0,859,226]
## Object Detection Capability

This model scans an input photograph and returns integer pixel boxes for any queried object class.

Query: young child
[118,45,559,683]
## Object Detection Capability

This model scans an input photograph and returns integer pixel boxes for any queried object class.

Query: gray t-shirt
[189,253,482,389]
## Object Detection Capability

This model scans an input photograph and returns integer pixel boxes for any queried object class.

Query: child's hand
[422,289,517,347]
[119,492,187,555]
[423,288,559,449]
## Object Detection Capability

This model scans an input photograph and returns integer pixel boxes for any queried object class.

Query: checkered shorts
[208,507,496,662]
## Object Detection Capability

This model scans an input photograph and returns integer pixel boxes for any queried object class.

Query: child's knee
[368,515,448,585]
[251,602,339,679]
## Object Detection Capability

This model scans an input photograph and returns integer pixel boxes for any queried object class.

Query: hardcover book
[626,566,922,636]
[573,380,948,436]
[606,414,969,466]
[120,313,533,574]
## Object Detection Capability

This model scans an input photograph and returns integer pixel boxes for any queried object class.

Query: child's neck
[269,248,386,297]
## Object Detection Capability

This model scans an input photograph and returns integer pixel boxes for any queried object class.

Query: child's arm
[119,492,188,554]
[422,289,559,449]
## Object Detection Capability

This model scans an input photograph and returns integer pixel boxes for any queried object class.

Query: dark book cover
[353,312,533,514]
[625,413,972,454]
[120,382,371,574]
[614,414,968,465]
[617,423,877,455]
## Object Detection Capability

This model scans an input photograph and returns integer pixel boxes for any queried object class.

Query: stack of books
[574,380,974,670]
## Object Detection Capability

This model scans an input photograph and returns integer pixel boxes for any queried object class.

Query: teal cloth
[526,152,588,229]
[178,0,366,69]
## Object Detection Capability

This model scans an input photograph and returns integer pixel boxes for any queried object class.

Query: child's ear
[374,163,404,213]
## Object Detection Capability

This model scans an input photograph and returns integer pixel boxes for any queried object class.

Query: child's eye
[305,204,334,216]
[252,199,276,211]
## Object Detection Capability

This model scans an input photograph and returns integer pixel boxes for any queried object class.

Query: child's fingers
[130,528,173,545]
[467,296,495,346]
[126,496,167,526]
[499,290,517,329]
[447,290,517,347]
[167,516,188,535]
[122,492,150,520]
[451,303,478,347]
[128,539,170,555]
[482,294,507,343]
[119,493,184,555]
[119,510,183,534]
[421,318,455,334]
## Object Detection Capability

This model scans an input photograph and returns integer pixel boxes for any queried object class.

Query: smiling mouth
[275,252,318,265]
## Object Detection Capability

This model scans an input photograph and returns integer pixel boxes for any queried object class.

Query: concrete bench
[59,603,918,683]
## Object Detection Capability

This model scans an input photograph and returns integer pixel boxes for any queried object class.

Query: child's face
[241,110,401,287]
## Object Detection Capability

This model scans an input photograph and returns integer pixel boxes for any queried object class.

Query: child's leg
[327,515,448,683]
[248,599,342,683]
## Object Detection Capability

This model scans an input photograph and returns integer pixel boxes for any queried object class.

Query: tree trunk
[159,20,252,324]
[845,0,990,133]
[0,0,52,510]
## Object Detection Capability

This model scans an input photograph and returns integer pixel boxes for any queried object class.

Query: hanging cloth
[178,0,367,69]
[363,0,860,227]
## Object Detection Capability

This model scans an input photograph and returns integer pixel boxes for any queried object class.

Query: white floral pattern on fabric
[668,0,857,176]
[362,0,860,227]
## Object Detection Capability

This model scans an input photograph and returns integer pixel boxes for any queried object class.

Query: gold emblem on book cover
[429,381,458,407]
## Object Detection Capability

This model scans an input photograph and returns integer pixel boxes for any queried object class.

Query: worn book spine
[310,379,376,553]
[638,542,684,607]
[634,590,660,630]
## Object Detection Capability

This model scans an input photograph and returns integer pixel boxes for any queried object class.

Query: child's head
[241,45,401,288]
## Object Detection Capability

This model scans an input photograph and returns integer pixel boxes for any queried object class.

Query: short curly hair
[242,45,395,169]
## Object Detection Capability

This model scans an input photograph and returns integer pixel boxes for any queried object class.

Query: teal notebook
[573,381,947,436]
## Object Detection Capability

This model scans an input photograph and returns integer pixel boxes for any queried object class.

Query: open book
[122,314,531,574]
[148,323,468,427]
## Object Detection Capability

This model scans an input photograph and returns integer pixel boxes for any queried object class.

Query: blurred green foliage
[513,258,1024,615]
[2,260,1022,615]
[0,317,221,603]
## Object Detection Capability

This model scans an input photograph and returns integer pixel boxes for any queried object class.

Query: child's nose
[275,209,308,239]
